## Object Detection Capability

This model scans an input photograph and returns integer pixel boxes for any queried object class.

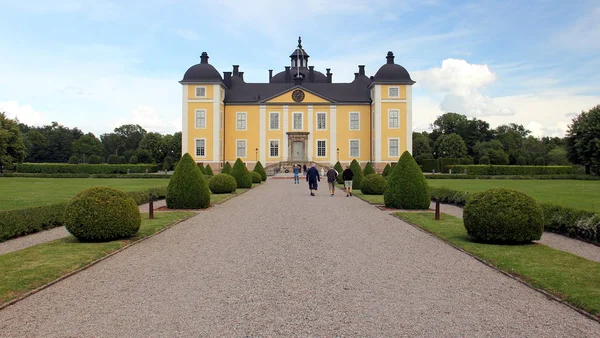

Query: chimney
[354,73,359,80]
[285,66,291,83]
[200,52,209,64]
[309,66,314,82]
[238,72,244,81]
[223,72,232,87]
[326,68,332,83]
[386,51,395,64]
[269,69,273,82]
[294,74,304,86]
[233,65,239,76]
[358,65,365,76]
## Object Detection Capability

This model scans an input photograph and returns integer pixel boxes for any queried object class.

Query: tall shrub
[222,161,232,174]
[349,159,364,190]
[253,161,267,181]
[384,151,430,209]
[363,162,376,176]
[68,155,79,164]
[166,153,210,209]
[334,161,344,183]
[231,158,252,188]
[197,163,206,175]
[382,163,392,177]
[205,164,214,176]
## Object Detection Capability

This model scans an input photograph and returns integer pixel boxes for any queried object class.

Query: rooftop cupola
[290,36,309,69]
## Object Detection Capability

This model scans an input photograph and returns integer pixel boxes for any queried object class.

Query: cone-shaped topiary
[384,151,430,209]
[463,188,543,243]
[363,162,376,176]
[205,164,214,176]
[166,153,210,209]
[231,158,252,189]
[222,161,232,174]
[361,174,387,195]
[334,161,344,184]
[209,173,237,194]
[251,171,262,183]
[64,186,141,242]
[382,163,392,177]
[253,161,267,181]
[197,163,206,175]
[349,159,364,190]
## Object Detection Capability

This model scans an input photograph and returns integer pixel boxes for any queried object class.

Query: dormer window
[195,86,206,98]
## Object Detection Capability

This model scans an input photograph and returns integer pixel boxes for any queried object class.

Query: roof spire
[298,36,302,48]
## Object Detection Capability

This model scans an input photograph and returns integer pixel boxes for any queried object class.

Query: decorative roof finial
[298,36,302,48]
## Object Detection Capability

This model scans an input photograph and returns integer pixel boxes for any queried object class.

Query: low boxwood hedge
[209,173,237,194]
[424,174,600,180]
[15,163,159,174]
[448,165,573,175]
[2,173,171,179]
[361,174,387,195]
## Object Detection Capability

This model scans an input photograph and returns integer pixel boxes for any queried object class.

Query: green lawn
[394,212,600,316]
[0,177,170,211]
[0,211,194,305]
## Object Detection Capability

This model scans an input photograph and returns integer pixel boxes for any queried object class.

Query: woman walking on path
[306,164,320,196]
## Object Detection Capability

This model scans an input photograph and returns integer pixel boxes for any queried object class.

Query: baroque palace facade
[180,37,414,171]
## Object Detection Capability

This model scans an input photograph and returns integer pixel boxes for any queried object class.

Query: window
[350,140,360,158]
[269,112,279,130]
[195,110,206,128]
[316,112,326,130]
[317,140,326,157]
[389,138,399,157]
[236,112,246,130]
[349,112,360,130]
[195,139,206,157]
[293,112,303,130]
[236,140,246,158]
[270,140,279,157]
[388,109,399,128]
[388,87,399,98]
[195,86,206,97]
[220,110,224,130]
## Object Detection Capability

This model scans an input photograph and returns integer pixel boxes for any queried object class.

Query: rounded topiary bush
[479,155,490,165]
[88,155,102,164]
[463,188,544,243]
[166,153,210,209]
[384,151,430,209]
[129,155,139,164]
[222,162,232,174]
[230,158,252,189]
[107,154,118,164]
[205,164,214,176]
[382,163,392,177]
[349,159,364,190]
[64,186,141,242]
[253,161,267,181]
[363,162,376,176]
[516,155,526,166]
[361,174,387,195]
[251,171,262,183]
[68,155,79,164]
[334,161,344,184]
[209,173,237,194]
[197,163,206,175]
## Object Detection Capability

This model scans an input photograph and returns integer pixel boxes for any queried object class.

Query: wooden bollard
[149,199,154,219]
[434,199,440,220]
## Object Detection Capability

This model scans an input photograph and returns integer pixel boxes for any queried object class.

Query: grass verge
[0,211,194,305]
[394,212,600,317]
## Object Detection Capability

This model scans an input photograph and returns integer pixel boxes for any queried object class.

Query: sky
[1,0,599,138]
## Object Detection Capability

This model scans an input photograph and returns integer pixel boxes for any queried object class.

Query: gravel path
[430,202,600,263]
[0,180,599,336]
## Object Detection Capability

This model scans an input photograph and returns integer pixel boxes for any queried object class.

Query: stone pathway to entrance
[0,180,599,336]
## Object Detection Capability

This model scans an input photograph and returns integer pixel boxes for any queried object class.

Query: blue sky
[1,0,599,137]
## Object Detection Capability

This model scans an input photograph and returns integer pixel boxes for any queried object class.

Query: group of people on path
[293,164,354,197]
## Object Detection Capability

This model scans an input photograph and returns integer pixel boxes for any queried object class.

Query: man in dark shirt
[305,164,320,196]
[342,165,354,197]
[326,167,338,197]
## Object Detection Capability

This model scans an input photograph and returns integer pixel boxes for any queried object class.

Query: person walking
[342,165,354,197]
[326,167,338,197]
[302,164,307,175]
[293,164,300,184]
[306,164,320,196]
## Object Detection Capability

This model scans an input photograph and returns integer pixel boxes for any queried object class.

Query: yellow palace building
[180,37,414,172]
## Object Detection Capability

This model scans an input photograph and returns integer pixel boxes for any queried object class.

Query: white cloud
[115,105,179,135]
[555,7,600,51]
[0,101,47,126]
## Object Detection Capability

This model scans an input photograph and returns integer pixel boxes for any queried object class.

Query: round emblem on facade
[292,89,305,102]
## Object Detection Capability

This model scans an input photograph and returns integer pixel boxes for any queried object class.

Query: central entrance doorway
[292,142,304,161]
[287,132,309,162]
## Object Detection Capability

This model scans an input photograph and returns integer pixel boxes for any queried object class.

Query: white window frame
[195,109,206,129]
[349,112,360,131]
[316,112,327,131]
[388,86,400,98]
[236,112,247,131]
[292,112,303,130]
[220,109,224,130]
[269,112,280,131]
[269,139,279,158]
[195,138,207,158]
[236,139,247,158]
[195,86,207,98]
[388,138,399,157]
[388,109,399,129]
[349,139,360,158]
[316,139,327,158]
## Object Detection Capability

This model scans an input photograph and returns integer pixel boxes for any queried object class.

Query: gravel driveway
[0,180,599,337]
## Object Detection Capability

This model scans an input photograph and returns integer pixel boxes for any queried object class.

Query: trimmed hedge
[384,151,430,209]
[449,165,573,175]
[205,164,214,176]
[251,171,262,183]
[0,187,167,242]
[64,186,141,242]
[166,153,210,209]
[2,173,171,179]
[253,161,267,181]
[382,163,392,177]
[421,159,440,173]
[231,158,252,189]
[361,174,387,195]
[424,174,600,180]
[349,159,364,190]
[463,188,544,243]
[439,158,462,173]
[209,173,237,194]
[222,162,232,174]
[334,161,344,183]
[197,163,206,175]
[363,162,376,176]
[15,163,158,174]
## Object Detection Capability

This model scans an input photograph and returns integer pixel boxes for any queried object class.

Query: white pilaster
[259,104,266,163]
[213,84,221,162]
[375,85,382,162]
[406,85,413,154]
[283,105,289,160]
[182,85,188,155]
[307,105,313,161]
[330,105,337,164]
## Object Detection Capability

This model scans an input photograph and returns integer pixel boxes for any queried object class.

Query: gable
[265,88,332,104]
